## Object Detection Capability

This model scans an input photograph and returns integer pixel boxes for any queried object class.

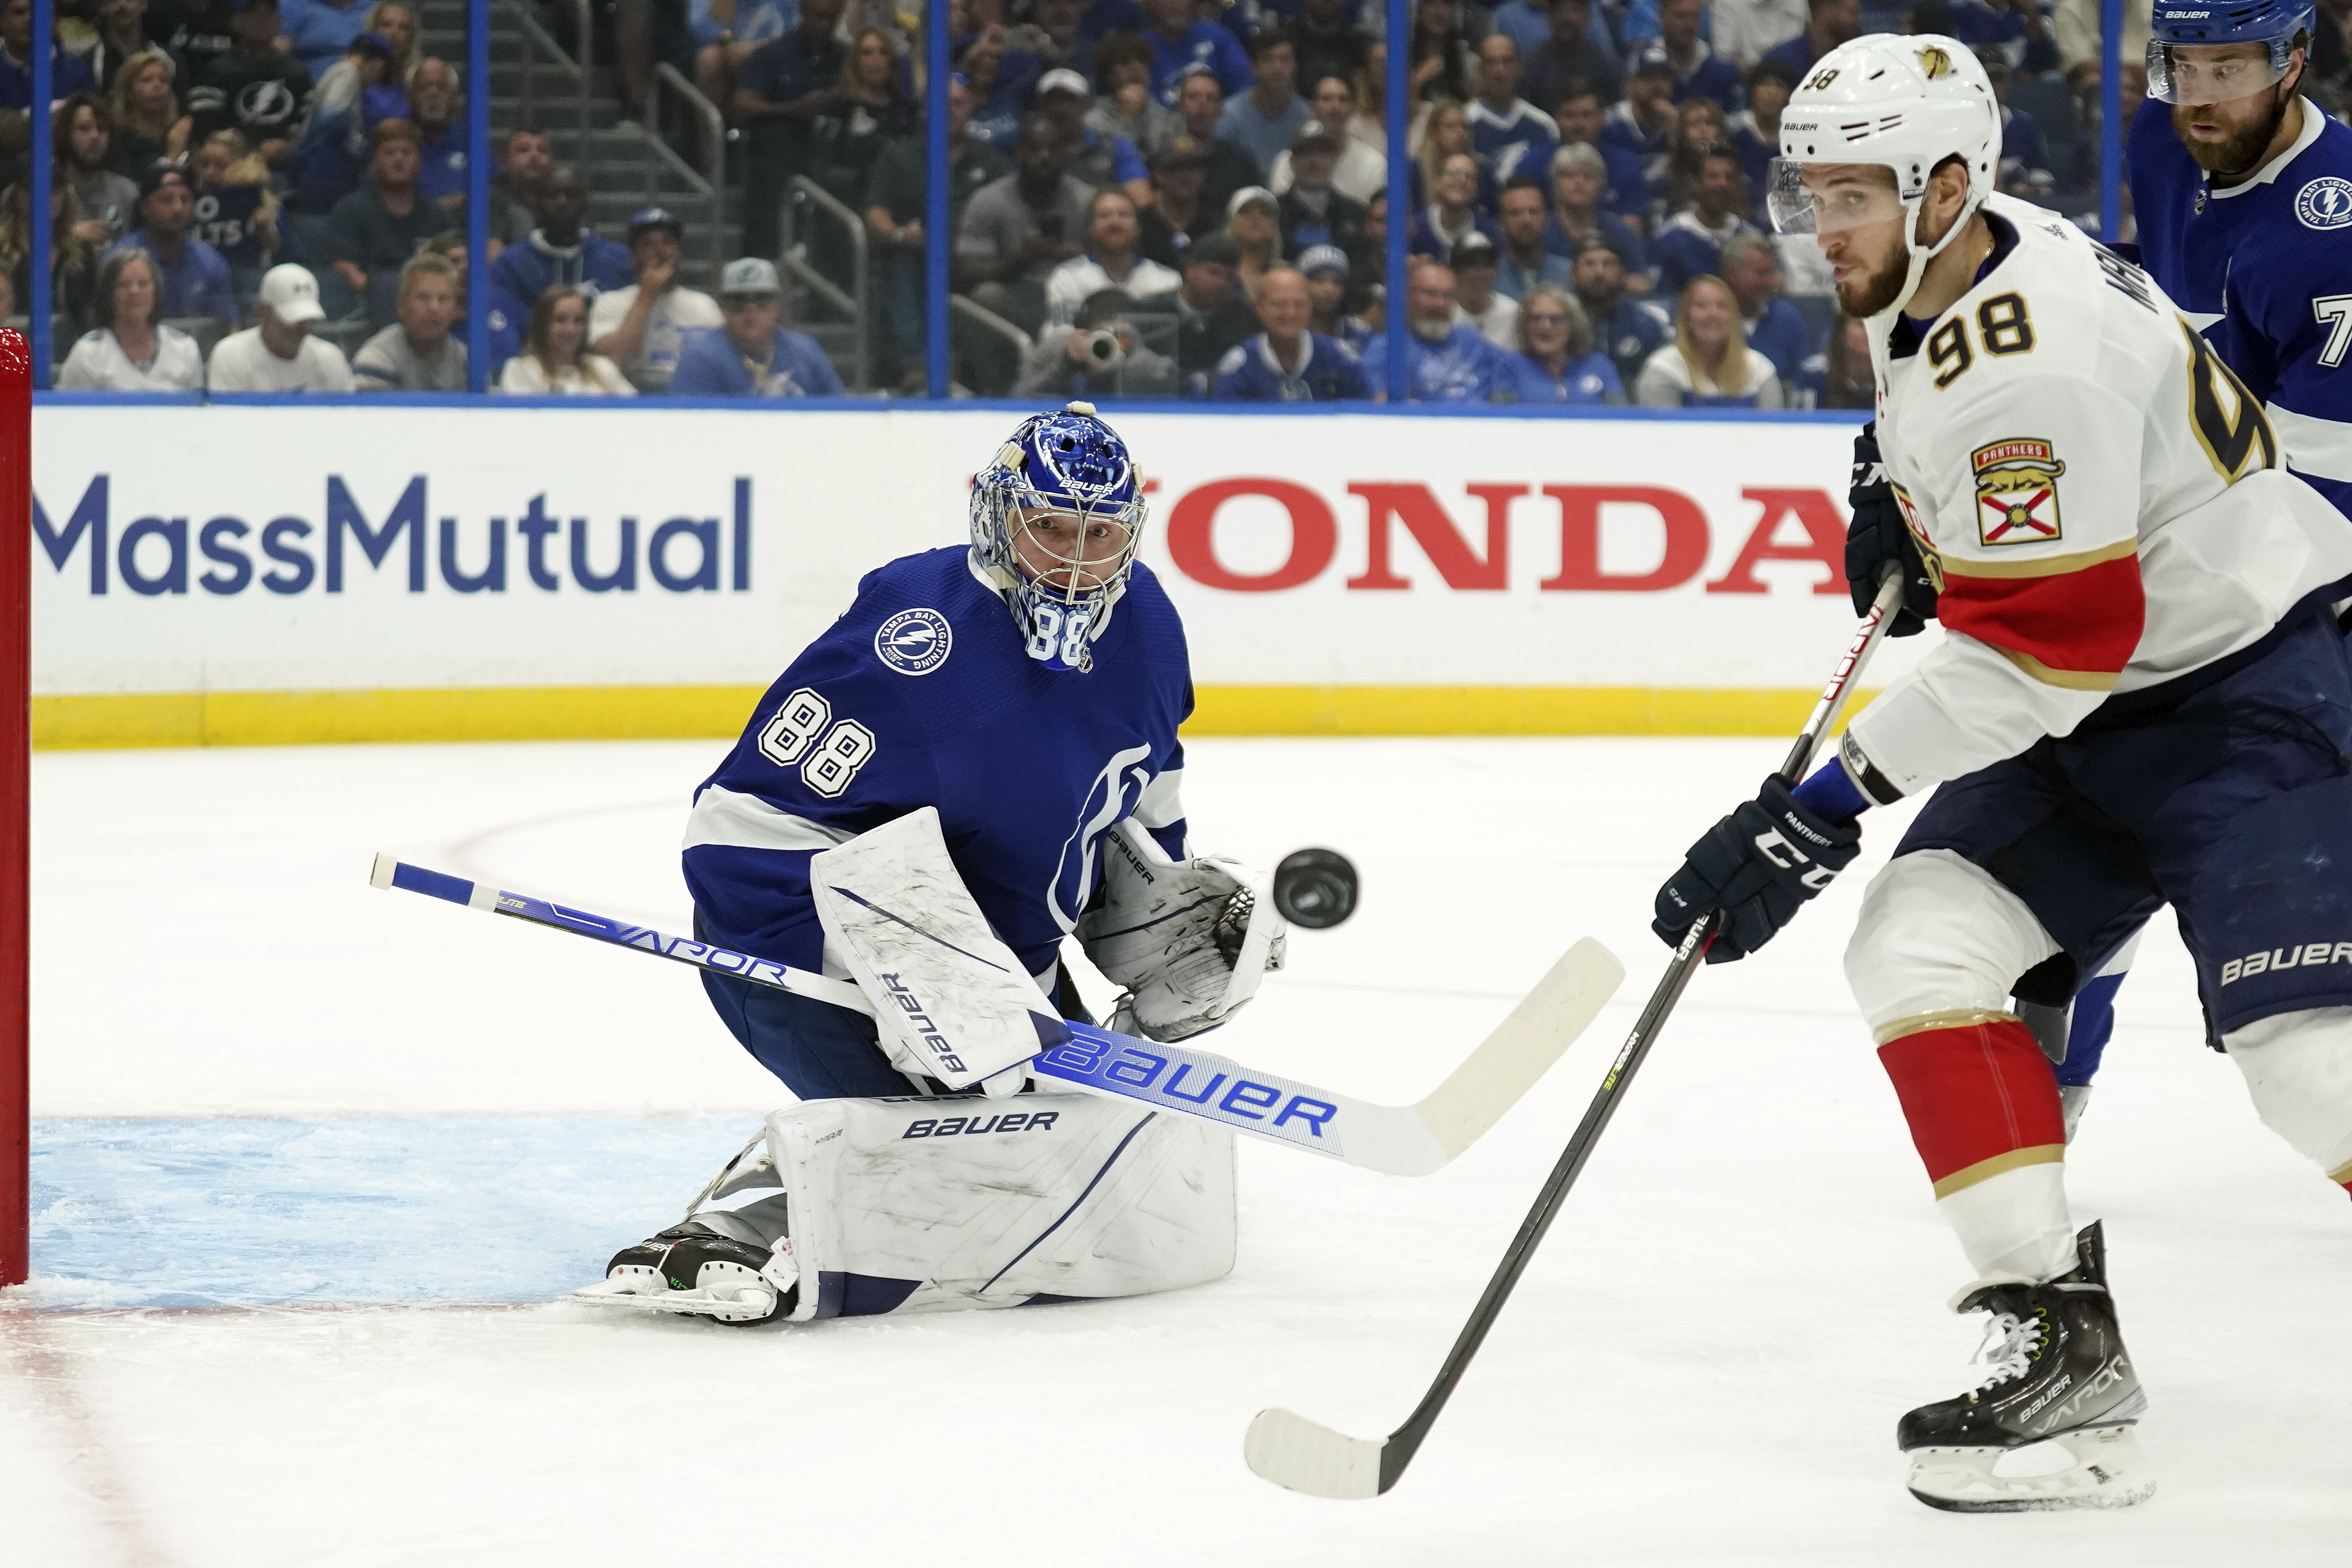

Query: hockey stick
[367,855,1625,1177]
[1243,570,1908,1500]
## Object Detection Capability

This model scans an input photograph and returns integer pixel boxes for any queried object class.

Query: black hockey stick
[1243,568,1908,1500]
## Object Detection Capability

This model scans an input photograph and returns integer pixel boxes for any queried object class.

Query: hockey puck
[1272,848,1358,929]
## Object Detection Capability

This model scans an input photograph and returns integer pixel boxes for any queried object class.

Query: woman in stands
[496,285,639,395]
[57,249,205,391]
[1634,273,1782,408]
[1504,285,1622,404]
[106,50,188,179]
[1790,315,1873,410]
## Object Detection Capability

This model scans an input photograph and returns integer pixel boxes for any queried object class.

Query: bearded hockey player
[572,403,1287,1327]
[1652,38,2352,1511]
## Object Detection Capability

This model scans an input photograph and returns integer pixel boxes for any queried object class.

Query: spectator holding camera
[1213,263,1368,401]
[496,284,635,394]
[1635,272,1782,408]
[590,207,721,392]
[1361,258,1504,402]
[1015,286,1178,398]
[352,250,465,389]
[207,263,357,390]
[58,248,206,390]
[671,257,844,397]
[1045,187,1182,327]
[108,163,236,328]
[1502,283,1621,403]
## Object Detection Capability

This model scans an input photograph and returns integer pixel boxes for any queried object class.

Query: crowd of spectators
[0,0,2246,400]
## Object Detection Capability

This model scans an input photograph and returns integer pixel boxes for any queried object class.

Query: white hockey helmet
[1767,34,1999,317]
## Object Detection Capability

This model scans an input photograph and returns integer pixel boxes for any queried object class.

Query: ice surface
[6,738,2349,1565]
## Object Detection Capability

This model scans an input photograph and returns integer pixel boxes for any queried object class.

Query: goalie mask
[1766,34,1998,321]
[969,401,1148,675]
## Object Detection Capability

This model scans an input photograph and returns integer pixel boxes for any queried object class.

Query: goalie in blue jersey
[571,402,1287,1327]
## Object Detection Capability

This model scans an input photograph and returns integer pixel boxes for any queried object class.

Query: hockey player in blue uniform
[573,404,1284,1327]
[2000,0,2352,1126]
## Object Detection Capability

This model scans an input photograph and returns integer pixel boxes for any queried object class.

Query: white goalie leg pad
[1077,818,1287,1043]
[768,1091,1236,1320]
[812,806,1065,1094]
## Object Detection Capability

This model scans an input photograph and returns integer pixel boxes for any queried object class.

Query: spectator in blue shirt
[0,0,95,109]
[1410,152,1502,258]
[1543,144,1649,276]
[1218,27,1308,175]
[106,164,237,326]
[489,164,634,309]
[1656,0,1744,111]
[1761,0,1859,78]
[1571,233,1670,387]
[1717,231,1810,382]
[1602,46,1679,199]
[1214,263,1369,399]
[408,57,468,212]
[1360,258,1506,402]
[1467,33,1561,184]
[1553,85,1653,230]
[1142,0,1252,105]
[671,256,846,396]
[1649,143,1756,296]
[1297,242,1370,353]
[279,0,371,77]
[1503,283,1624,402]
[1495,176,1573,298]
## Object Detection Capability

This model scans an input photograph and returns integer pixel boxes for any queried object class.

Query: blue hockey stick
[369,853,1623,1177]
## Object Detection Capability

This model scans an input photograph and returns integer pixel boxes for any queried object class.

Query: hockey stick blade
[1032,939,1623,1175]
[1243,571,1909,1499]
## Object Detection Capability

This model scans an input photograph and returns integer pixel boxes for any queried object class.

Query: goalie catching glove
[1079,820,1287,1041]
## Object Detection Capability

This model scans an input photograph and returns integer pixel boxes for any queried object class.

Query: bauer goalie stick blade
[368,856,1623,1176]
[1245,570,1907,1500]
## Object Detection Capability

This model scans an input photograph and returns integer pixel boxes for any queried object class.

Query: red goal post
[1,330,27,1287]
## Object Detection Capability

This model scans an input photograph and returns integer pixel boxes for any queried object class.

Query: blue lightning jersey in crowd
[2130,96,2352,516]
[682,545,1194,984]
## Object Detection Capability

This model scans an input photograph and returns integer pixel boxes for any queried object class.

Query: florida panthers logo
[1971,438,2066,545]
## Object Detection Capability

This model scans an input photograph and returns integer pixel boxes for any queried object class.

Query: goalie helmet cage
[1,331,25,1287]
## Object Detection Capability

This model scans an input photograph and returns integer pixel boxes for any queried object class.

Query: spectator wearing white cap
[1033,67,1151,209]
[57,248,206,390]
[352,250,466,390]
[671,257,844,396]
[589,206,722,392]
[1268,73,1385,205]
[1043,187,1181,328]
[1295,243,1368,354]
[1224,184,1281,303]
[206,263,357,390]
[1449,232,1519,352]
[1216,27,1308,176]
[1212,264,1368,402]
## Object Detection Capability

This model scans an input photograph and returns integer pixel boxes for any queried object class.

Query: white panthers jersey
[1846,192,2352,799]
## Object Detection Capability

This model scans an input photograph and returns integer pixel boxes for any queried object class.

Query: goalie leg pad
[768,1091,1236,1320]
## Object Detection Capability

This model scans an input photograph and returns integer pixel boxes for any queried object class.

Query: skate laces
[1968,1308,2047,1394]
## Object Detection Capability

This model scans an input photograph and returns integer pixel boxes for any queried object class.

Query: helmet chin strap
[1874,183,1987,323]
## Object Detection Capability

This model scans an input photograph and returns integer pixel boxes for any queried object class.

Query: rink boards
[25,402,1913,746]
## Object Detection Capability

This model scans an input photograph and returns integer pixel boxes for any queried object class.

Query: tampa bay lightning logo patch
[874,608,952,675]
[2295,176,2352,230]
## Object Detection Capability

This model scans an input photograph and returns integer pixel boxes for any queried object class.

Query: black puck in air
[1272,848,1359,929]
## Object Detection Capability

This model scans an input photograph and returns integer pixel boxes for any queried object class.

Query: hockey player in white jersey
[1652,37,2352,1510]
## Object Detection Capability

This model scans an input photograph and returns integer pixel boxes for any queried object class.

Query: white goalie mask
[1766,34,1999,320]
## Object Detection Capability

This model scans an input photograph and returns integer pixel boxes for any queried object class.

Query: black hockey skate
[572,1224,797,1326]
[1900,1221,2153,1512]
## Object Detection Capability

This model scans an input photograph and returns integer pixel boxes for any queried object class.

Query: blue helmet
[968,402,1149,675]
[2149,0,2313,102]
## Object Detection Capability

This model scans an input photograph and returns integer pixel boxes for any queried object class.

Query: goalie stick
[1243,568,1908,1500]
[368,855,1625,1177]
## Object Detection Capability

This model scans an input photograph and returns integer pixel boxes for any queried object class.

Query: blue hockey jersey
[684,546,1194,982]
[2130,96,2352,516]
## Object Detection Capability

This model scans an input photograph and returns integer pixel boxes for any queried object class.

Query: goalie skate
[571,1228,798,1326]
[1899,1221,2153,1513]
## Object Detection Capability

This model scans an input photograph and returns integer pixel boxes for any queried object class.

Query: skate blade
[567,1278,781,1324]
[1906,1425,2155,1513]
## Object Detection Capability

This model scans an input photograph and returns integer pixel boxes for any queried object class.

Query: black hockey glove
[1845,422,1937,637]
[1651,778,1863,963]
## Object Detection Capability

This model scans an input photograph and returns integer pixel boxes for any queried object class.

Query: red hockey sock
[1878,1018,2068,1198]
